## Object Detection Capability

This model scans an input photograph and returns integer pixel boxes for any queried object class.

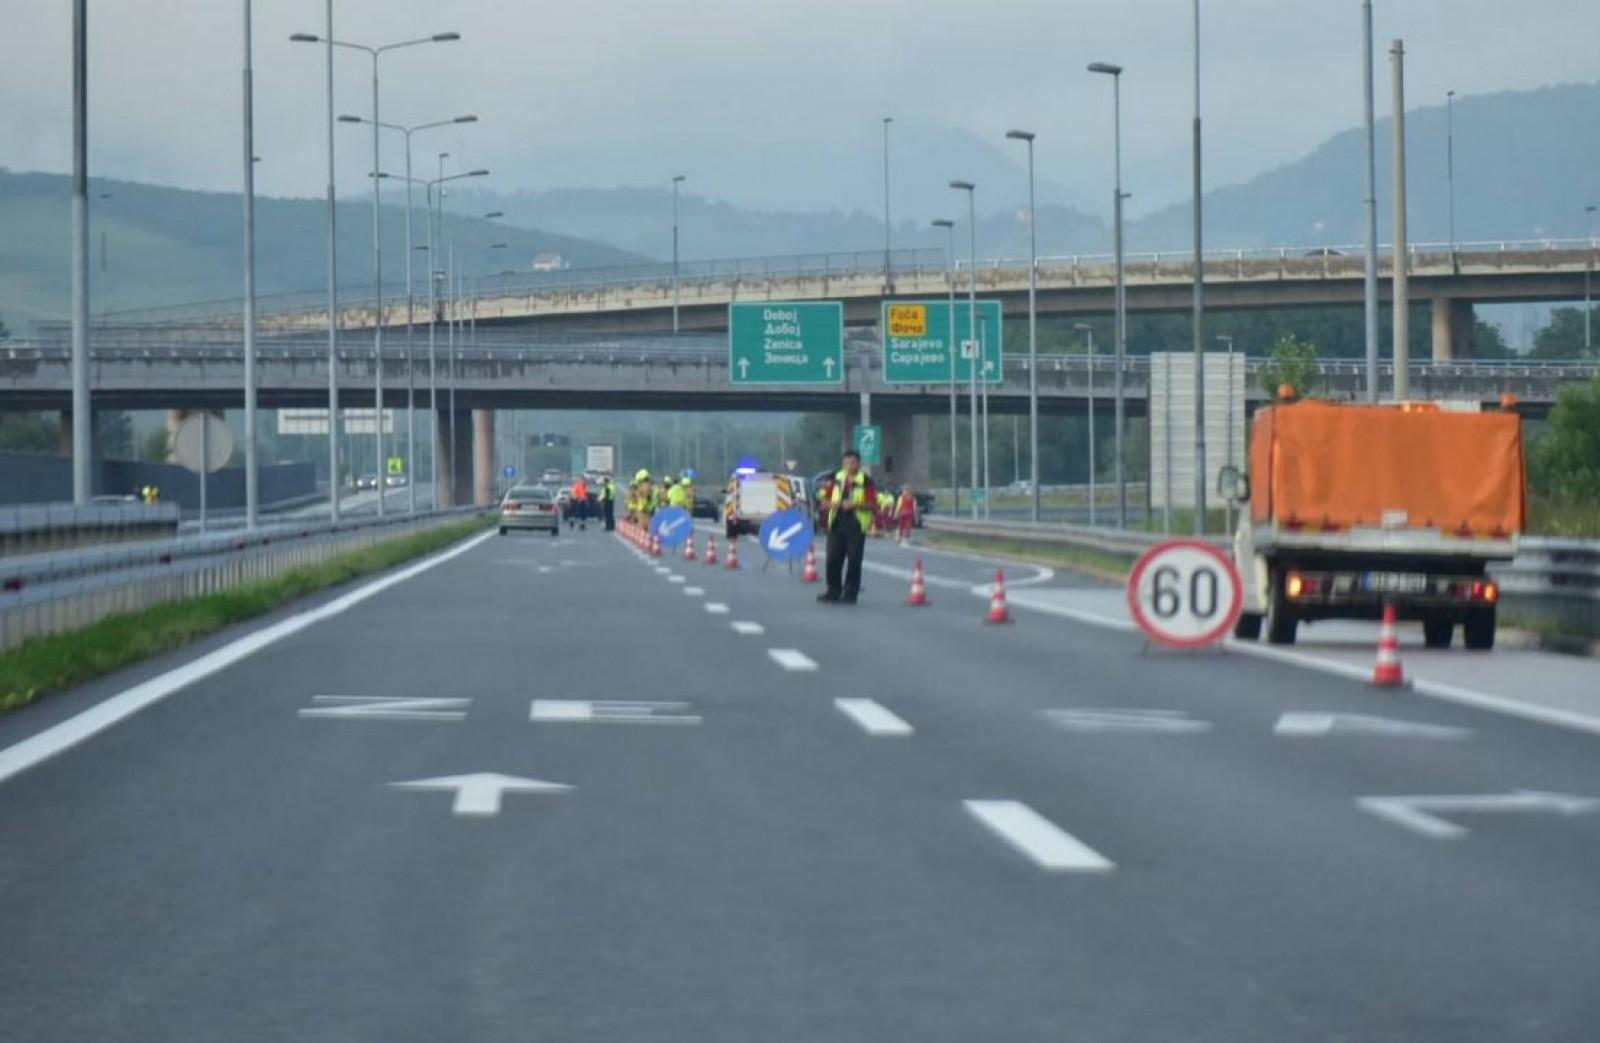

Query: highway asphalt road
[2,525,1598,1040]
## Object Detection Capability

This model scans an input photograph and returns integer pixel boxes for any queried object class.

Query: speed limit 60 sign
[1126,540,1243,649]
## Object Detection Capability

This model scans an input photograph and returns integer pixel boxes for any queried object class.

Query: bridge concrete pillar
[435,409,473,508]
[879,414,931,492]
[1431,298,1474,360]
[472,409,495,507]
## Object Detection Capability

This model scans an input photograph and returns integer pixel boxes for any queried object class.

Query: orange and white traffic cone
[684,534,697,562]
[907,558,930,607]
[651,533,662,558]
[1371,601,1405,687]
[725,537,740,570]
[704,533,719,566]
[801,545,819,584]
[985,569,1013,624]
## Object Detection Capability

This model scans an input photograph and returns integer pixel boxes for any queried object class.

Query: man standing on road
[818,449,876,605]
[600,476,616,531]
[571,475,589,531]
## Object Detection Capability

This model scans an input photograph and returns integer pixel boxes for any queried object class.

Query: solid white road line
[0,529,497,786]
[963,799,1115,873]
[298,696,469,721]
[835,698,913,736]
[731,621,765,636]
[704,602,730,615]
[768,648,818,671]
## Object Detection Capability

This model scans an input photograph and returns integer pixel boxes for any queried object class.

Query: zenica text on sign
[762,307,809,366]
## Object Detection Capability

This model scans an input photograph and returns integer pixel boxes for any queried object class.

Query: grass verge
[920,529,1133,582]
[0,516,491,716]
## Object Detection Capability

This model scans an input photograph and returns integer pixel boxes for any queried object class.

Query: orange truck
[1223,400,1524,650]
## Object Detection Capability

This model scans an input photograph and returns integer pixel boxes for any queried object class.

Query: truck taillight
[1471,580,1499,603]
[1286,572,1306,599]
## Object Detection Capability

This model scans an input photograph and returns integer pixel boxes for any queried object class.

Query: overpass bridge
[205,238,1599,359]
[4,332,1592,502]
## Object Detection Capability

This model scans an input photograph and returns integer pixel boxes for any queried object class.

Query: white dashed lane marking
[704,603,730,615]
[768,649,819,672]
[835,698,913,736]
[963,800,1116,873]
[731,622,765,636]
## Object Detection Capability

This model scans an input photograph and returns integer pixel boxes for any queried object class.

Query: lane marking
[537,565,553,574]
[835,698,913,736]
[0,529,496,787]
[731,621,765,636]
[683,587,705,597]
[389,772,572,817]
[1357,790,1600,840]
[768,648,817,671]
[1041,708,1212,734]
[963,799,1115,873]
[530,699,700,725]
[299,696,469,721]
[1274,712,1471,740]
[704,602,730,615]
[653,567,671,575]
[668,575,686,584]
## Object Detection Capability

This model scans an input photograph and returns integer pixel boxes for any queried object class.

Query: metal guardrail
[1,501,180,558]
[924,515,1177,560]
[0,507,486,653]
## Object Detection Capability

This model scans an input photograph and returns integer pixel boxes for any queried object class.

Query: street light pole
[1447,89,1457,269]
[932,219,958,514]
[1362,0,1380,402]
[1089,61,1127,528]
[1216,333,1235,535]
[1076,323,1096,526]
[672,174,686,336]
[950,180,979,519]
[70,0,90,504]
[1586,205,1596,353]
[882,117,894,293]
[979,314,991,518]
[1190,0,1208,535]
[1007,129,1040,522]
[242,0,259,527]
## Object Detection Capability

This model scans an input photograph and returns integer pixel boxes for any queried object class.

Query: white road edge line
[835,698,913,736]
[731,621,765,635]
[0,529,498,786]
[963,799,1115,873]
[768,648,817,671]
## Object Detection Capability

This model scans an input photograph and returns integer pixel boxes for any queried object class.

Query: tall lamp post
[69,0,90,504]
[1586,204,1596,354]
[882,117,894,293]
[1075,323,1096,525]
[1189,0,1207,535]
[672,174,686,336]
[241,1,259,527]
[1089,61,1127,529]
[1006,129,1040,521]
[340,113,475,513]
[1446,89,1457,269]
[1361,0,1380,402]
[1216,333,1235,535]
[932,219,959,513]
[949,180,979,519]
[295,29,459,517]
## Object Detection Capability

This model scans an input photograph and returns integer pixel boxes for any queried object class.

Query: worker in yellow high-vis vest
[817,449,876,605]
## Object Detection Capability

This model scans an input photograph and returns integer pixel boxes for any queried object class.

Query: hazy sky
[3,1,1596,218]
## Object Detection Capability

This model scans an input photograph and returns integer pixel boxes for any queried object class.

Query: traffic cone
[801,545,819,584]
[907,558,930,607]
[1371,601,1405,687]
[984,569,1013,624]
[684,535,697,561]
[725,537,740,570]
[704,533,719,566]
[650,533,662,558]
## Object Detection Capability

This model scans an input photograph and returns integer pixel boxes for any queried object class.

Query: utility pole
[70,0,91,503]
[1392,39,1410,400]
[1190,0,1207,534]
[1361,0,1380,403]
[882,117,894,293]
[242,0,259,527]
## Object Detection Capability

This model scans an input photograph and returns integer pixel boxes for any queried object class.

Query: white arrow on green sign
[853,424,882,465]
[729,301,844,384]
[882,300,1003,384]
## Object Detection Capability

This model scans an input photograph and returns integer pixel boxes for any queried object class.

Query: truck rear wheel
[1234,613,1262,640]
[1423,618,1454,649]
[1463,609,1496,651]
[1265,576,1298,645]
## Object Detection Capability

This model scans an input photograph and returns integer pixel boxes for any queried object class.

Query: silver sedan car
[499,484,559,536]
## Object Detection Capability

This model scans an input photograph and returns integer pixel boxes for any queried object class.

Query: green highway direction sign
[882,300,1003,384]
[729,301,844,384]
[853,424,883,466]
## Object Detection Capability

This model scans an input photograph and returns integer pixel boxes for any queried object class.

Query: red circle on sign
[1126,538,1244,650]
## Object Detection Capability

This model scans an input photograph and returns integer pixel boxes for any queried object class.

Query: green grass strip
[920,530,1134,582]
[0,516,491,715]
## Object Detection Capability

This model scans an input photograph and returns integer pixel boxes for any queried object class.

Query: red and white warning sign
[1126,539,1243,650]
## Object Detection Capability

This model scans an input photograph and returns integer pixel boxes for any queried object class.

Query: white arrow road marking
[683,586,705,597]
[531,700,700,725]
[766,520,806,552]
[835,699,913,736]
[964,800,1115,873]
[704,602,730,615]
[768,648,818,671]
[1041,708,1212,734]
[731,621,765,635]
[1357,791,1600,840]
[389,773,572,817]
[299,696,469,721]
[1275,713,1471,740]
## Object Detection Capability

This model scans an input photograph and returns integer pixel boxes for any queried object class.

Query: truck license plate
[1362,571,1427,594]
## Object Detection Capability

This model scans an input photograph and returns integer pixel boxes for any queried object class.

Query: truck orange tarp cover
[1248,401,1525,536]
